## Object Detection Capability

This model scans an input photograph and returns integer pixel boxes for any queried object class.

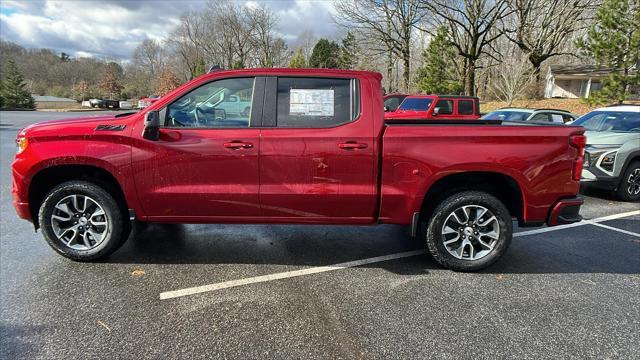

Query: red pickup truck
[385,95,481,121]
[12,68,586,271]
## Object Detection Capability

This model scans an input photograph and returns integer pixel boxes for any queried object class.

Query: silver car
[573,105,640,201]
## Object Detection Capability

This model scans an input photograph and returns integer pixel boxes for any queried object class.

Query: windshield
[398,98,433,111]
[482,110,531,121]
[573,111,640,132]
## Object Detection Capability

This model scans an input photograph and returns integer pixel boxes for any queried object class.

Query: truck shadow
[104,222,640,275]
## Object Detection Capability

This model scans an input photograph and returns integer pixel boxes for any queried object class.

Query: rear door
[259,76,377,222]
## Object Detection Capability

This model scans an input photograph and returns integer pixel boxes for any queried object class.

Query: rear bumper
[546,197,583,226]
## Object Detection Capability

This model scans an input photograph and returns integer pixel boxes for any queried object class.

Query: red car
[385,95,481,121]
[12,68,585,271]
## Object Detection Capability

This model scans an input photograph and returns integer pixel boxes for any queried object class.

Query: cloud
[0,0,339,60]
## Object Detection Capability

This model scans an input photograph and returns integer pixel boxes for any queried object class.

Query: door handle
[339,142,368,150]
[224,141,253,149]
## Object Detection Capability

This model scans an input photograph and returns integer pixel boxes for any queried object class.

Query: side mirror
[433,107,440,116]
[383,106,390,112]
[142,110,160,141]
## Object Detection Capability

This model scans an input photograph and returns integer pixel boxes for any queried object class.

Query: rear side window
[530,113,551,122]
[435,99,453,115]
[458,100,474,115]
[276,77,358,128]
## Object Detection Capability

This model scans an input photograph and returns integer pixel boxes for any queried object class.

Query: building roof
[34,95,76,102]
[549,65,614,77]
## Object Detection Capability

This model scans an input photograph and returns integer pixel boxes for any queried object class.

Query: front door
[259,76,377,222]
[132,77,263,220]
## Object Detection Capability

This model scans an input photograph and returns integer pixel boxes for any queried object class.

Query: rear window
[276,77,359,128]
[399,98,433,111]
[458,100,474,115]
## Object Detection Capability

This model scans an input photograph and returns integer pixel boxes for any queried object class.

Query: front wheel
[616,161,640,202]
[38,181,129,261]
[424,191,513,272]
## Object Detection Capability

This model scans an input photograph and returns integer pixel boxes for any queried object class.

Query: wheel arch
[419,171,525,224]
[28,164,129,229]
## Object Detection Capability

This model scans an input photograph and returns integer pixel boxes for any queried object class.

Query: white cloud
[0,0,339,60]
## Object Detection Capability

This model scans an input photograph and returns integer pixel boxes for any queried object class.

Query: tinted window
[399,98,433,111]
[458,100,474,115]
[435,100,453,115]
[573,111,640,132]
[482,110,531,121]
[384,96,405,112]
[166,78,254,128]
[276,77,357,128]
[529,113,551,122]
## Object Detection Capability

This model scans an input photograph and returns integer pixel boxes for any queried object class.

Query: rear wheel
[616,161,640,202]
[424,191,512,272]
[38,181,129,261]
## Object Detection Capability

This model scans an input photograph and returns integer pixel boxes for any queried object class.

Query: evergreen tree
[414,27,463,94]
[1,59,35,109]
[309,39,340,69]
[193,57,206,78]
[289,49,306,68]
[338,32,357,69]
[577,0,640,104]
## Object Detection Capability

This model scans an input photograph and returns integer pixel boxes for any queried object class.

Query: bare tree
[132,39,165,77]
[248,5,280,67]
[334,0,428,91]
[489,48,537,105]
[422,0,512,96]
[295,30,317,64]
[506,0,597,80]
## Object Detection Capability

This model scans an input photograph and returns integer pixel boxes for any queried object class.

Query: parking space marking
[159,249,427,300]
[160,210,640,300]
[587,222,640,238]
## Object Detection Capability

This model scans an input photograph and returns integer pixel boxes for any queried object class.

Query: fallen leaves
[495,274,505,281]
[131,268,145,277]
[97,320,111,333]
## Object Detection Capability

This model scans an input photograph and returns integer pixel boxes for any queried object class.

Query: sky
[0,0,338,60]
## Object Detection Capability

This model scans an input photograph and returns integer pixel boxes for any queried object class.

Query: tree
[99,63,124,100]
[506,0,597,81]
[194,57,206,77]
[415,27,463,94]
[334,0,427,91]
[132,39,165,77]
[577,0,640,104]
[155,68,182,96]
[289,49,306,68]
[1,59,35,109]
[338,32,358,69]
[424,0,513,96]
[309,39,341,68]
[488,50,537,105]
[73,80,89,101]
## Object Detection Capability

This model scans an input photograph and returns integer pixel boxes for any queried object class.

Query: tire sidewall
[39,181,125,261]
[425,191,513,271]
[618,161,640,202]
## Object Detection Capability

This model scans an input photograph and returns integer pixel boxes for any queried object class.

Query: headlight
[585,145,620,174]
[16,137,28,154]
[599,151,617,172]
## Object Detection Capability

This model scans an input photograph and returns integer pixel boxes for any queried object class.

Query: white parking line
[159,209,640,300]
[588,222,640,238]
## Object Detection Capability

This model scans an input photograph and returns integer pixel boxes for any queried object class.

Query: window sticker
[289,89,334,116]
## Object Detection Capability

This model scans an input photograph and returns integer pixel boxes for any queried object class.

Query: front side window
[398,98,433,111]
[166,77,254,128]
[276,77,358,128]
[435,99,453,115]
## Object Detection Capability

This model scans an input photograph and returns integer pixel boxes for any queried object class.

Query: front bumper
[581,168,620,191]
[547,197,583,226]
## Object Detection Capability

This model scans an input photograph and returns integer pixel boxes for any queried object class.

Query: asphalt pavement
[1,111,638,359]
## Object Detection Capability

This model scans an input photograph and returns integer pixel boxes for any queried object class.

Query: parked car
[12,68,586,271]
[383,93,407,112]
[137,96,160,109]
[573,105,640,201]
[88,99,103,108]
[385,95,481,121]
[119,101,133,110]
[482,108,577,123]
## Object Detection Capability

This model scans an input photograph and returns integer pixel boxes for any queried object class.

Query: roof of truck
[200,67,384,80]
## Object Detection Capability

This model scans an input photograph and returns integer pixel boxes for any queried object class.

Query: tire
[616,161,640,202]
[38,181,129,261]
[424,191,512,272]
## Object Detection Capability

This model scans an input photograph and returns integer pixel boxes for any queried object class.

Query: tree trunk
[466,61,476,96]
[403,50,411,92]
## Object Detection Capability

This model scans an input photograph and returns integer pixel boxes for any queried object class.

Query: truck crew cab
[12,68,586,271]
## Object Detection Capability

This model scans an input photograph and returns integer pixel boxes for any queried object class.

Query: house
[544,64,639,99]
[34,95,77,109]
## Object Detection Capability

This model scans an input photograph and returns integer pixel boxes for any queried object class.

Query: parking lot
[1,111,639,359]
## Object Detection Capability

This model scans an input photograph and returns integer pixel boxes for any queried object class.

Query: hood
[585,130,640,146]
[20,113,136,137]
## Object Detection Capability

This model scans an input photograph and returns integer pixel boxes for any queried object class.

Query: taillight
[569,134,586,181]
